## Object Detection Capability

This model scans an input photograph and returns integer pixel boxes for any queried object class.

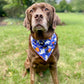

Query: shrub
[0,0,7,17]
[54,0,72,12]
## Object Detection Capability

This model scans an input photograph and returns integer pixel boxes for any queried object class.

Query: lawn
[0,13,84,84]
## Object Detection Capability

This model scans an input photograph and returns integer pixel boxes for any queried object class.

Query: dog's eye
[45,8,49,11]
[30,9,33,13]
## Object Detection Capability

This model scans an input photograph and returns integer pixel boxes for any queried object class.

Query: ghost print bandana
[31,33,57,61]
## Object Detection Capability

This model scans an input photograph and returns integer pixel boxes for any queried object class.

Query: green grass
[0,13,84,84]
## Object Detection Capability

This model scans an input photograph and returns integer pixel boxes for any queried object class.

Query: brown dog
[23,3,59,84]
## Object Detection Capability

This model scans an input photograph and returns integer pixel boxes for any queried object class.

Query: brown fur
[23,3,60,84]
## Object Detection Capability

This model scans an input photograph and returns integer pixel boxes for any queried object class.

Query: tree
[3,0,28,17]
[59,0,67,12]
[0,0,7,17]
[23,0,34,7]
[71,0,84,12]
[2,0,58,17]
[55,0,72,12]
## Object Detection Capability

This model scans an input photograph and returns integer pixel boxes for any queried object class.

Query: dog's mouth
[35,24,43,28]
[33,24,45,32]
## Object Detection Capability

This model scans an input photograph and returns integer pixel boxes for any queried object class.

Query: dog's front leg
[30,66,35,84]
[49,65,59,84]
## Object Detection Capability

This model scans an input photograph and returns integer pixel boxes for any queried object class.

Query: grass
[0,13,84,84]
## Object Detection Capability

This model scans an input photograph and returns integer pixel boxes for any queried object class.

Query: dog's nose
[35,14,43,19]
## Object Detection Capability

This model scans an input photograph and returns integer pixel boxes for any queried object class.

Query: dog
[23,3,59,84]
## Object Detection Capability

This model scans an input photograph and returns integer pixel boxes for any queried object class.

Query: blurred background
[0,0,84,17]
[0,0,84,84]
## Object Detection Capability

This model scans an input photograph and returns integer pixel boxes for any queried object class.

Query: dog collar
[31,33,57,61]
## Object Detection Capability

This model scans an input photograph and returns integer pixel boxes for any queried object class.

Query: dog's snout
[40,14,43,18]
[35,14,43,19]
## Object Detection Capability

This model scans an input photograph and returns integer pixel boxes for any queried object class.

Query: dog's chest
[30,51,56,72]
[32,56,50,72]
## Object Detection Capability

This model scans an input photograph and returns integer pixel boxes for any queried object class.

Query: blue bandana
[31,33,57,61]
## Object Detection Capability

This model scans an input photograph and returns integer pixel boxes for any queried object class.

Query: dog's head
[23,3,56,32]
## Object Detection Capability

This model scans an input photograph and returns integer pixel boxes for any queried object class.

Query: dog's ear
[23,9,30,30]
[52,7,56,29]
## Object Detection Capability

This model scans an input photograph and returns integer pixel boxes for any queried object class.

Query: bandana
[31,33,57,61]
